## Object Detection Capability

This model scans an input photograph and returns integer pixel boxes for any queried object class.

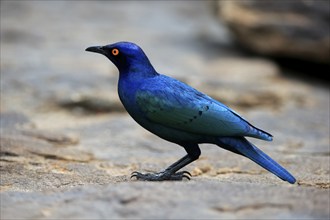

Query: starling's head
[86,42,155,75]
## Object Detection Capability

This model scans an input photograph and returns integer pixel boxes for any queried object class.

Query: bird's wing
[135,79,250,137]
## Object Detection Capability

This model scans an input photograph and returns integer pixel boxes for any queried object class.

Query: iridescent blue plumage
[86,41,296,184]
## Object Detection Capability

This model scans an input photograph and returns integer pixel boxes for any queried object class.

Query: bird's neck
[119,62,158,81]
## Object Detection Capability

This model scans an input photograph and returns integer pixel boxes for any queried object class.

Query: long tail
[216,137,296,184]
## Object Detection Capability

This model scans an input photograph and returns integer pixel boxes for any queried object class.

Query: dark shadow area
[273,57,330,86]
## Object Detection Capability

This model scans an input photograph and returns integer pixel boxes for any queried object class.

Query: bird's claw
[177,171,192,180]
[130,170,192,181]
[130,171,141,179]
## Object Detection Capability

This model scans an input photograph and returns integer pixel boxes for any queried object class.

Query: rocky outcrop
[218,0,330,63]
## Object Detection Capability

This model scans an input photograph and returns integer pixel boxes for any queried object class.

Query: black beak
[85,46,104,54]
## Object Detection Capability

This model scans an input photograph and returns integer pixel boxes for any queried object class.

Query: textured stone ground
[1,1,329,219]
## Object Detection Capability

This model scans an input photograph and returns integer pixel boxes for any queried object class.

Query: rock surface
[1,1,329,219]
[217,0,330,63]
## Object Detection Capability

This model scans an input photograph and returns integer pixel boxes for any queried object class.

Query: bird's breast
[118,79,144,118]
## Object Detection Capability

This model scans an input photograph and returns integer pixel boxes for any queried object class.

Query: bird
[85,41,296,184]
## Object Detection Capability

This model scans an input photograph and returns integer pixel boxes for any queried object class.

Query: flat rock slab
[1,1,329,219]
[1,180,329,219]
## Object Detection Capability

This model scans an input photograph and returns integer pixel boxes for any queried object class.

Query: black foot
[131,170,191,181]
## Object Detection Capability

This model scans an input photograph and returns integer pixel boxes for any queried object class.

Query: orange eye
[112,48,119,56]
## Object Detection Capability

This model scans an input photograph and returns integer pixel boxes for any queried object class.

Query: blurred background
[1,1,329,219]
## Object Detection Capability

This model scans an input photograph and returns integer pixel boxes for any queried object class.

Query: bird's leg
[131,144,201,181]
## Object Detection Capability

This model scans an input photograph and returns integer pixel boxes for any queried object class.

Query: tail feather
[217,137,296,184]
[247,124,273,141]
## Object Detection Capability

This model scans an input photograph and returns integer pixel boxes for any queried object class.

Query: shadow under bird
[86,42,296,184]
